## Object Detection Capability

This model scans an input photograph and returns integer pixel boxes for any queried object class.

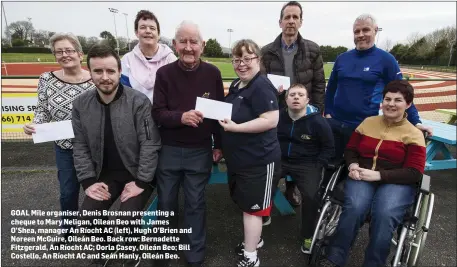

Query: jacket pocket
[144,119,151,140]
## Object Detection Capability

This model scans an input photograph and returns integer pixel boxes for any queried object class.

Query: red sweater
[152,60,224,148]
[345,115,426,184]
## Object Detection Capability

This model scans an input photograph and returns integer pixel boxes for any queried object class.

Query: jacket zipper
[372,125,390,170]
[98,105,105,180]
[287,121,295,157]
[144,119,151,140]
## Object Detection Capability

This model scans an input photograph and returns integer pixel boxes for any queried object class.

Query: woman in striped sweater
[320,80,427,267]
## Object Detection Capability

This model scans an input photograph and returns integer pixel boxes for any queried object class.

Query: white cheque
[267,74,291,91]
[32,120,75,144]
[195,97,232,121]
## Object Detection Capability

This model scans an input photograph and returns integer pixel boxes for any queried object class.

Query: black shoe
[123,257,141,267]
[234,237,264,256]
[236,255,259,267]
[262,216,271,226]
[187,261,203,267]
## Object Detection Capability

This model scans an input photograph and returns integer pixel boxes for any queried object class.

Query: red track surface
[1,63,87,76]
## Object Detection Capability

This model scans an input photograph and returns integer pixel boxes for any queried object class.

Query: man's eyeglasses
[54,49,77,56]
[231,56,259,66]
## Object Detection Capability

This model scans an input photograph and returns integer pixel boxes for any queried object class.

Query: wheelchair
[303,159,435,267]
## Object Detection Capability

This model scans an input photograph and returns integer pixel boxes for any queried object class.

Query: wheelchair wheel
[324,204,342,237]
[407,193,435,267]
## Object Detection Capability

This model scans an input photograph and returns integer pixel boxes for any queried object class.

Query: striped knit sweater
[345,114,426,184]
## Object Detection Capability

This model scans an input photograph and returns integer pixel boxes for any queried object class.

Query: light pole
[108,7,120,54]
[447,38,456,67]
[2,2,12,46]
[376,27,383,45]
[123,13,130,51]
[227,28,233,57]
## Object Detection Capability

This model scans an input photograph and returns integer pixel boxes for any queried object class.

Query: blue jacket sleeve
[384,54,421,125]
[120,74,132,88]
[324,58,339,116]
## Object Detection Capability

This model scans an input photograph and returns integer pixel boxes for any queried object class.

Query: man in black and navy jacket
[274,83,334,253]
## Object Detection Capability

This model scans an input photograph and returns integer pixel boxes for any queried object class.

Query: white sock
[244,250,257,262]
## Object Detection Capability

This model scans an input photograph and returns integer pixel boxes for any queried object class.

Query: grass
[1,53,334,79]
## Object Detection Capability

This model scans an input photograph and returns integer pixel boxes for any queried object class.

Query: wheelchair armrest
[325,158,345,171]
[420,174,430,194]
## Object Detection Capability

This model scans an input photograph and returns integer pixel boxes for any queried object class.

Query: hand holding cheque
[194,97,236,130]
[30,120,75,144]
[268,74,291,92]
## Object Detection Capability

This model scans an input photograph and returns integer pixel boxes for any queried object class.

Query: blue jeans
[55,144,80,230]
[326,118,357,160]
[326,178,416,267]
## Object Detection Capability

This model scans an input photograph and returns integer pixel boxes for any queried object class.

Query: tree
[32,30,50,47]
[86,37,100,50]
[117,37,128,50]
[380,38,393,52]
[6,20,34,43]
[203,38,223,57]
[99,31,117,50]
[389,43,409,62]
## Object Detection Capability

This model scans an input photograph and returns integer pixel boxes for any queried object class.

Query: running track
[2,63,456,122]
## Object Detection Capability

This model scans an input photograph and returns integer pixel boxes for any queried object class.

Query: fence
[1,76,456,142]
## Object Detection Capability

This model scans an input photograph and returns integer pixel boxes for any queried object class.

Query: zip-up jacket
[324,45,421,128]
[345,114,426,184]
[277,107,334,165]
[261,32,326,111]
[72,84,162,189]
[120,43,177,102]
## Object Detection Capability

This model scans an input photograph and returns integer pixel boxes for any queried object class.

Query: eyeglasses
[231,56,259,66]
[54,49,77,56]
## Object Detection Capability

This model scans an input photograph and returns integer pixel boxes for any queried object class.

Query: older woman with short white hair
[23,32,96,244]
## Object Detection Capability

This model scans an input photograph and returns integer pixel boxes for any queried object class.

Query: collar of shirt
[281,38,298,52]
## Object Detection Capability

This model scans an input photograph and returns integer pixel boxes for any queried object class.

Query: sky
[2,1,456,50]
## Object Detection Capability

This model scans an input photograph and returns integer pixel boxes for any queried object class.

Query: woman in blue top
[219,39,281,267]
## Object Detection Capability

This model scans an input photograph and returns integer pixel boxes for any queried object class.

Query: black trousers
[156,145,213,263]
[275,161,323,239]
[79,170,153,254]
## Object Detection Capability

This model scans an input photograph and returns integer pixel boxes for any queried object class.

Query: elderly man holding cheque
[318,80,427,267]
[219,39,281,267]
[152,21,224,267]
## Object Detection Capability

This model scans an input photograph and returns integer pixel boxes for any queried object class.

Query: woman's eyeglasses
[54,49,77,57]
[231,56,259,66]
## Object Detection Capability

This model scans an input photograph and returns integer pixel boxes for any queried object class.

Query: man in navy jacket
[324,13,433,159]
[274,83,334,253]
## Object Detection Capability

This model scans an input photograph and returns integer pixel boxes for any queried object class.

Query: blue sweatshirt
[324,45,421,128]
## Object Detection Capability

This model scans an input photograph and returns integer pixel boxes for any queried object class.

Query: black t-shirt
[221,72,281,170]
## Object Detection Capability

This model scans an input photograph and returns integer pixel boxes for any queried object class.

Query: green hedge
[2,46,51,53]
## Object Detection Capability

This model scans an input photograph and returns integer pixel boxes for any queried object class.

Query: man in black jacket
[261,0,326,207]
[72,44,161,267]
[275,84,334,253]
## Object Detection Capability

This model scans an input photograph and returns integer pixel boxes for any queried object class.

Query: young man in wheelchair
[318,80,427,267]
[273,84,335,252]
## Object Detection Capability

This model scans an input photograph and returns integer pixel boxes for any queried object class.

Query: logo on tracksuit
[202,92,210,98]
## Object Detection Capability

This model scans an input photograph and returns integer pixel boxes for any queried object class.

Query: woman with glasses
[219,39,281,267]
[23,32,96,245]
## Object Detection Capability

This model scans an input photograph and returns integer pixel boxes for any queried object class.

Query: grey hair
[174,20,203,42]
[49,32,83,54]
[354,13,378,27]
